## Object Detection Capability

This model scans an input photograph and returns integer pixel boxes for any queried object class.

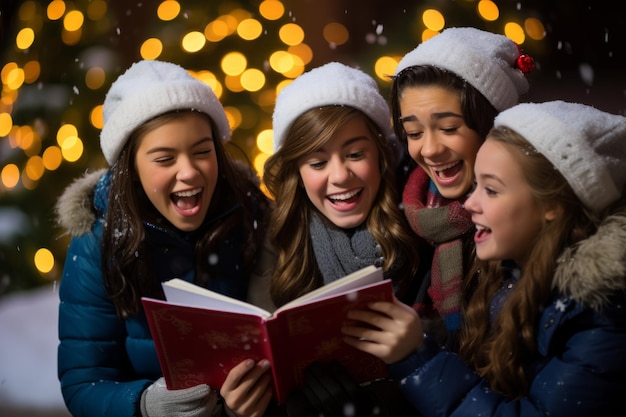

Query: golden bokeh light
[1,62,18,84]
[229,8,252,23]
[16,125,36,152]
[240,68,265,92]
[221,52,247,76]
[140,38,163,60]
[0,113,13,137]
[504,22,525,44]
[63,10,84,32]
[259,0,284,21]
[269,50,294,74]
[16,28,35,50]
[224,106,242,130]
[85,67,106,90]
[254,152,270,177]
[374,56,398,82]
[477,0,499,22]
[256,129,274,154]
[194,70,223,98]
[238,18,263,41]
[25,155,45,181]
[1,164,20,189]
[275,79,292,96]
[42,146,63,171]
[421,28,440,42]
[422,9,445,31]
[56,124,78,147]
[23,60,41,83]
[182,31,206,53]
[282,56,305,79]
[6,67,25,91]
[224,74,244,92]
[525,18,546,40]
[323,23,349,46]
[46,0,65,20]
[157,0,181,21]
[205,20,229,42]
[60,135,84,162]
[90,105,104,129]
[34,248,55,274]
[280,23,305,46]
[288,43,313,65]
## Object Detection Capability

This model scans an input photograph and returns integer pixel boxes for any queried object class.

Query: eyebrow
[399,111,464,123]
[145,136,214,154]
[477,172,505,186]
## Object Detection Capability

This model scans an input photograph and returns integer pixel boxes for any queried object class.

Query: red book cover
[142,265,391,403]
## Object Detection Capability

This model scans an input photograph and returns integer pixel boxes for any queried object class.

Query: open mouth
[474,224,492,241]
[171,187,202,211]
[327,188,362,205]
[433,161,463,180]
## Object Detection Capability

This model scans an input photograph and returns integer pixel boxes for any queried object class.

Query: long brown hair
[102,110,270,318]
[263,105,421,307]
[459,126,598,397]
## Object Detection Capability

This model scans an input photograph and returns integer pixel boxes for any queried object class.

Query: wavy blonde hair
[459,126,598,398]
[263,105,421,307]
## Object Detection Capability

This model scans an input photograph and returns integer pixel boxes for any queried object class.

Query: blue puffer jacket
[388,209,626,416]
[56,168,275,417]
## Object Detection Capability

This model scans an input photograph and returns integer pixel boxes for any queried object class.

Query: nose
[329,158,351,184]
[464,188,479,214]
[420,131,444,159]
[176,157,200,181]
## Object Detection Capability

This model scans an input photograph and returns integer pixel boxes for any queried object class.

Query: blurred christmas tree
[1,0,624,296]
[0,0,428,295]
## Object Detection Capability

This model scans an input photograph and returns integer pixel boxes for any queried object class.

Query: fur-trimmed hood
[553,206,626,310]
[55,168,107,237]
[55,161,262,237]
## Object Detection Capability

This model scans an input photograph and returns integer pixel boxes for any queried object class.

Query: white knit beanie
[272,62,392,152]
[495,100,626,213]
[100,60,230,165]
[395,27,531,111]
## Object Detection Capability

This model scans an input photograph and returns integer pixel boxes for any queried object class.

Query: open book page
[162,279,271,318]
[276,265,382,313]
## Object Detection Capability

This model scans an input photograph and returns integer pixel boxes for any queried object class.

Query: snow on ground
[0,284,70,416]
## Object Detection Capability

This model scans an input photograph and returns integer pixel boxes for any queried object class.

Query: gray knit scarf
[309,211,384,285]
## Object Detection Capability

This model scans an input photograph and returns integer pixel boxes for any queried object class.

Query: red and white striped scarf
[402,167,474,332]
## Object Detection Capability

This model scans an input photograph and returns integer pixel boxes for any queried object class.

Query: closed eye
[347,151,364,160]
[405,131,423,140]
[195,148,213,156]
[441,126,460,134]
[484,186,498,196]
[309,161,326,169]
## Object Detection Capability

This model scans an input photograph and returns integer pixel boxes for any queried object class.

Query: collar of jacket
[552,205,626,310]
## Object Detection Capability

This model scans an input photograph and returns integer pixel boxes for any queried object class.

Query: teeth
[173,188,201,197]
[433,161,459,172]
[329,189,360,201]
[475,225,485,231]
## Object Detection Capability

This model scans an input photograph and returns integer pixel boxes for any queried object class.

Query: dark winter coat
[56,167,275,417]
[388,208,626,416]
